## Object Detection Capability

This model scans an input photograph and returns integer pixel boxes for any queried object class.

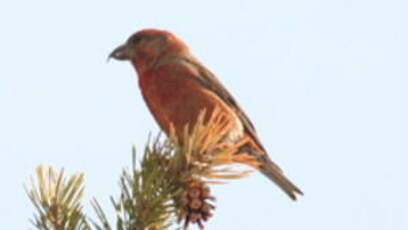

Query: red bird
[109,29,303,200]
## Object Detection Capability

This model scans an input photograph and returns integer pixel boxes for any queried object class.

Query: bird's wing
[181,57,266,152]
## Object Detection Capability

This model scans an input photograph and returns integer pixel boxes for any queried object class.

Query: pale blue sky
[1,0,408,229]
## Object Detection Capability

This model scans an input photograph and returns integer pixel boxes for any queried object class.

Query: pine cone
[177,179,215,229]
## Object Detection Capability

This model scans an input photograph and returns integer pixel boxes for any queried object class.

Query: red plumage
[110,29,303,200]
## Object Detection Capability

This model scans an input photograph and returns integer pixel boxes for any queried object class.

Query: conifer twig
[28,107,255,230]
[26,166,90,230]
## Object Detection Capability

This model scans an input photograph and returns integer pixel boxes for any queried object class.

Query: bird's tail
[259,156,304,201]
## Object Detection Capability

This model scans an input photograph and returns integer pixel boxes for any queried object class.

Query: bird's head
[109,29,189,70]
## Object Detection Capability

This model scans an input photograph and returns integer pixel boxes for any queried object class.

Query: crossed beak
[108,44,132,61]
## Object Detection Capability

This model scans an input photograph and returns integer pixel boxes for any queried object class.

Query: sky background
[1,0,408,229]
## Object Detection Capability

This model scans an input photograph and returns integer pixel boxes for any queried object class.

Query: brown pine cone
[177,179,215,229]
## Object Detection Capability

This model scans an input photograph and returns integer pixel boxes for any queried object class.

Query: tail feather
[260,158,303,201]
[238,144,303,200]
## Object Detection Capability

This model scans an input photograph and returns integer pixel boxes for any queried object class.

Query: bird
[109,29,303,200]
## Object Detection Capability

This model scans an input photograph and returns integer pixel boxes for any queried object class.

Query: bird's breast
[138,66,244,145]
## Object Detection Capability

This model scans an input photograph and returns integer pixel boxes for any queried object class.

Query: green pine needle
[28,107,252,230]
[26,166,90,230]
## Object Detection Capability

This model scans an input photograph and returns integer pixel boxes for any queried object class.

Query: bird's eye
[132,36,142,45]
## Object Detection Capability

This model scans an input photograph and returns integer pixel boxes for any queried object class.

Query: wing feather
[180,56,266,152]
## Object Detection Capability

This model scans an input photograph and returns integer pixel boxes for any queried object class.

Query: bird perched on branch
[109,29,303,200]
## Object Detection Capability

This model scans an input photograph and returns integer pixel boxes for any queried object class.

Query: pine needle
[26,166,90,230]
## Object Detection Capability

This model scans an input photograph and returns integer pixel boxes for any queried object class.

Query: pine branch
[26,166,90,230]
[28,107,254,230]
[91,146,177,230]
